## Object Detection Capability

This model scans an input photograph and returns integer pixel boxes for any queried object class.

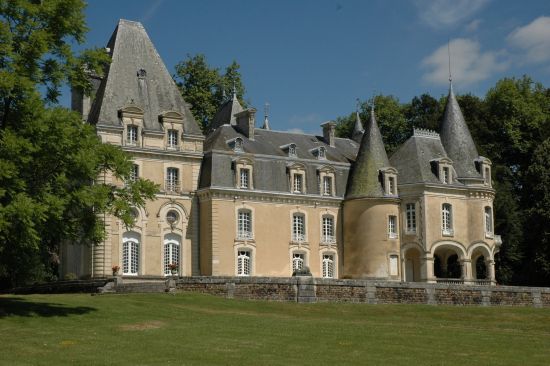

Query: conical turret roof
[352,111,364,143]
[346,109,390,199]
[439,85,481,179]
[210,92,244,131]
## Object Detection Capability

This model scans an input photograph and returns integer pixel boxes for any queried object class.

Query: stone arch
[431,241,467,280]
[402,242,423,282]
[468,242,493,281]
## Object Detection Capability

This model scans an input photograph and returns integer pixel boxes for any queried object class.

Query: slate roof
[210,93,243,130]
[88,19,201,135]
[352,111,364,143]
[390,130,464,185]
[439,85,481,180]
[200,125,359,196]
[345,110,391,199]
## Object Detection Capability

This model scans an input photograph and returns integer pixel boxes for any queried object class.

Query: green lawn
[1,293,550,365]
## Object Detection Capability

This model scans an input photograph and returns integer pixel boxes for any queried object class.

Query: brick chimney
[235,108,257,141]
[321,121,336,147]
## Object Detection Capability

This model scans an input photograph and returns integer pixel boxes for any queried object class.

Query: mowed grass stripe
[1,293,549,365]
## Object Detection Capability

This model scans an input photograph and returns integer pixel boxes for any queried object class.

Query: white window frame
[293,173,303,194]
[405,203,416,233]
[321,215,335,244]
[388,215,398,239]
[128,164,139,184]
[237,250,251,276]
[237,210,253,240]
[122,236,139,276]
[485,206,493,238]
[322,176,332,196]
[288,144,297,157]
[322,254,335,278]
[292,252,305,273]
[292,213,306,242]
[442,203,453,236]
[239,168,250,189]
[167,129,178,149]
[126,125,138,146]
[163,238,180,276]
[166,167,180,193]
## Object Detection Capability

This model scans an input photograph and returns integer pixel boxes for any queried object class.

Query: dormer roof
[210,93,244,131]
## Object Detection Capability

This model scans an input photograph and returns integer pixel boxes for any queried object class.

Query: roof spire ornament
[232,80,237,100]
[448,39,453,87]
[262,102,271,130]
[352,98,364,143]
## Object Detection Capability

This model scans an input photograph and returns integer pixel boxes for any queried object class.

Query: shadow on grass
[0,297,97,318]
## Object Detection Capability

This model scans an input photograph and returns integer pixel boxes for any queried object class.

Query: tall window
[288,144,297,157]
[293,174,303,193]
[484,167,491,185]
[164,240,180,275]
[292,253,305,272]
[237,250,251,276]
[322,216,335,243]
[292,214,305,242]
[237,210,252,239]
[442,167,450,184]
[318,147,326,159]
[122,238,139,275]
[389,176,396,195]
[442,203,453,235]
[322,254,335,278]
[388,215,397,238]
[239,168,250,189]
[406,203,416,233]
[485,207,493,236]
[166,167,179,192]
[167,129,178,149]
[127,125,138,145]
[129,164,139,183]
[322,176,332,196]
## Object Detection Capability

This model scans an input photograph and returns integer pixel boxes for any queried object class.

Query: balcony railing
[165,180,180,193]
[473,279,493,286]
[321,235,336,244]
[237,231,253,240]
[292,234,306,243]
[442,229,454,236]
[436,278,464,285]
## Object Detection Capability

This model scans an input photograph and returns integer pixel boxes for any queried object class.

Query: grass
[1,293,550,365]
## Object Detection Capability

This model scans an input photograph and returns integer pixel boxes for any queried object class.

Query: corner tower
[343,108,401,279]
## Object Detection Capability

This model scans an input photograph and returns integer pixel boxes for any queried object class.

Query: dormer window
[442,167,450,184]
[127,125,138,145]
[475,157,492,187]
[380,167,398,197]
[234,158,254,190]
[311,147,327,160]
[167,129,178,149]
[289,144,297,157]
[431,158,453,184]
[228,137,244,153]
[484,167,491,186]
[293,174,303,193]
[288,163,306,194]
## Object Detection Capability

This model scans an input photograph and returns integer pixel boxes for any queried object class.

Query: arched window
[321,215,335,243]
[442,203,453,236]
[237,210,252,239]
[292,213,306,242]
[485,206,493,237]
[164,234,180,275]
[122,232,140,275]
[292,253,305,272]
[237,250,251,276]
[322,254,335,278]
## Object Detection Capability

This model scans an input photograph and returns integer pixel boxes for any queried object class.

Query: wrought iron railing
[165,180,180,193]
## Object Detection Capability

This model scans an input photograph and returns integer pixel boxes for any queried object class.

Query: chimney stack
[235,108,257,141]
[321,121,337,147]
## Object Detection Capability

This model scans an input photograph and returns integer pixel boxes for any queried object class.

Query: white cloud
[141,0,164,22]
[465,19,482,32]
[421,38,509,86]
[415,0,490,29]
[507,16,550,65]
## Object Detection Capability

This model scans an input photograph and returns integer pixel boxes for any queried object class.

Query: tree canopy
[174,54,246,133]
[0,0,158,287]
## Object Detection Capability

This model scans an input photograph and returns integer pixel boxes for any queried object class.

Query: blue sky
[68,0,550,134]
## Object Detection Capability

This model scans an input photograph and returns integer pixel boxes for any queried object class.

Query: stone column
[461,259,473,285]
[422,255,435,283]
[486,259,496,284]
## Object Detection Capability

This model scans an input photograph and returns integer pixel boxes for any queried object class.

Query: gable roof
[88,19,202,135]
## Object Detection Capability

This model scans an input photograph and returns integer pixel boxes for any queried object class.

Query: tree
[403,93,442,131]
[174,54,246,133]
[0,0,158,287]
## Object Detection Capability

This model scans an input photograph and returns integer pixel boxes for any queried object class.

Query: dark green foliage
[403,93,443,131]
[174,54,246,133]
[0,0,158,287]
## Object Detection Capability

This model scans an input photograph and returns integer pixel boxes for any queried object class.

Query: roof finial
[232,80,237,100]
[262,102,271,130]
[371,91,376,117]
[448,39,453,87]
[355,98,361,114]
